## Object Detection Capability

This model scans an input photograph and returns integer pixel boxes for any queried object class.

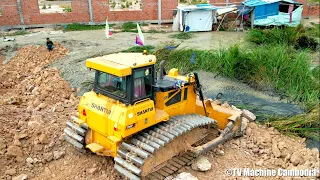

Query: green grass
[5,30,29,37]
[122,22,137,31]
[246,25,319,51]
[150,43,319,108]
[306,22,320,38]
[169,32,194,40]
[63,22,167,33]
[267,107,320,141]
[64,23,115,31]
[121,45,155,53]
[152,43,319,141]
[311,66,320,80]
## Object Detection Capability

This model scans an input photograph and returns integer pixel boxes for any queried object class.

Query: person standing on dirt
[46,38,54,51]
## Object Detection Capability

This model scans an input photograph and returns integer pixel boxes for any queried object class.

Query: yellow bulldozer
[64,51,245,180]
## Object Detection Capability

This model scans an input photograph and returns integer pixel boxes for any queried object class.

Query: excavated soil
[0,42,319,180]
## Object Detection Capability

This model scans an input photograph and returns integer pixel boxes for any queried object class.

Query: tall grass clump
[268,107,320,141]
[123,42,319,140]
[245,45,318,105]
[246,25,318,51]
[151,43,319,107]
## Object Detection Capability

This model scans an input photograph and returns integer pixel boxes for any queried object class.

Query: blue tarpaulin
[240,0,303,27]
[254,2,279,20]
[243,0,300,7]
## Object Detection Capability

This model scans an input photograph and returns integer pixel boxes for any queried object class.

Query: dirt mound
[0,44,79,180]
[0,43,68,89]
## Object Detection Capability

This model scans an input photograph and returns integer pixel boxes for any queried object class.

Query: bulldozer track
[114,114,215,180]
[144,152,196,180]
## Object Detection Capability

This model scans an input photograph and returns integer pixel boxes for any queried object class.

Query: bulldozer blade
[190,130,235,156]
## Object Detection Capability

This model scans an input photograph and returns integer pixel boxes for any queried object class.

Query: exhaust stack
[159,60,165,81]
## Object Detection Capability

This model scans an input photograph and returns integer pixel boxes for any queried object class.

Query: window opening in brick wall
[39,0,72,14]
[0,7,2,16]
[109,0,142,11]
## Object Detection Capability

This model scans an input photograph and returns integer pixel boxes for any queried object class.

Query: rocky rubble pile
[0,43,68,89]
[0,44,77,180]
[182,102,319,179]
[187,121,319,179]
[242,122,319,172]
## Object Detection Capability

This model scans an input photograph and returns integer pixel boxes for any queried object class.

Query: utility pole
[88,0,94,24]
[158,0,162,25]
[17,0,25,30]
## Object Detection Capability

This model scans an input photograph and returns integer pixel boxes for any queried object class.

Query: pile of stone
[0,44,68,89]
[0,44,75,180]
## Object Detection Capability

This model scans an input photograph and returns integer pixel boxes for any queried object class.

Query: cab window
[134,68,152,100]
[97,72,126,98]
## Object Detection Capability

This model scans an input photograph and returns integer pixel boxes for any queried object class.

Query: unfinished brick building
[0,0,318,28]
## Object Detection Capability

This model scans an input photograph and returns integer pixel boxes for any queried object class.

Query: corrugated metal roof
[243,0,299,7]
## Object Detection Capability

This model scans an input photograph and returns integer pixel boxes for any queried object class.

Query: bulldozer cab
[86,52,156,105]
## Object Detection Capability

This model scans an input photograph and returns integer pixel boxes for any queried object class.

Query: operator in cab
[99,73,126,98]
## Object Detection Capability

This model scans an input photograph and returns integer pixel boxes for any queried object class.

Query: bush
[246,29,266,45]
[63,7,72,12]
[295,35,318,51]
[42,4,47,9]
[111,2,116,8]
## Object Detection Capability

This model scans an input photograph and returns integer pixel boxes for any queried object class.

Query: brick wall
[0,0,21,26]
[0,0,318,27]
[0,0,178,27]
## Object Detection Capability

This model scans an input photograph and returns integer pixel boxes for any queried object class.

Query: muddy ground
[0,26,318,180]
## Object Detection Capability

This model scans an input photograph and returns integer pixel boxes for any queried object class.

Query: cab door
[131,67,156,130]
